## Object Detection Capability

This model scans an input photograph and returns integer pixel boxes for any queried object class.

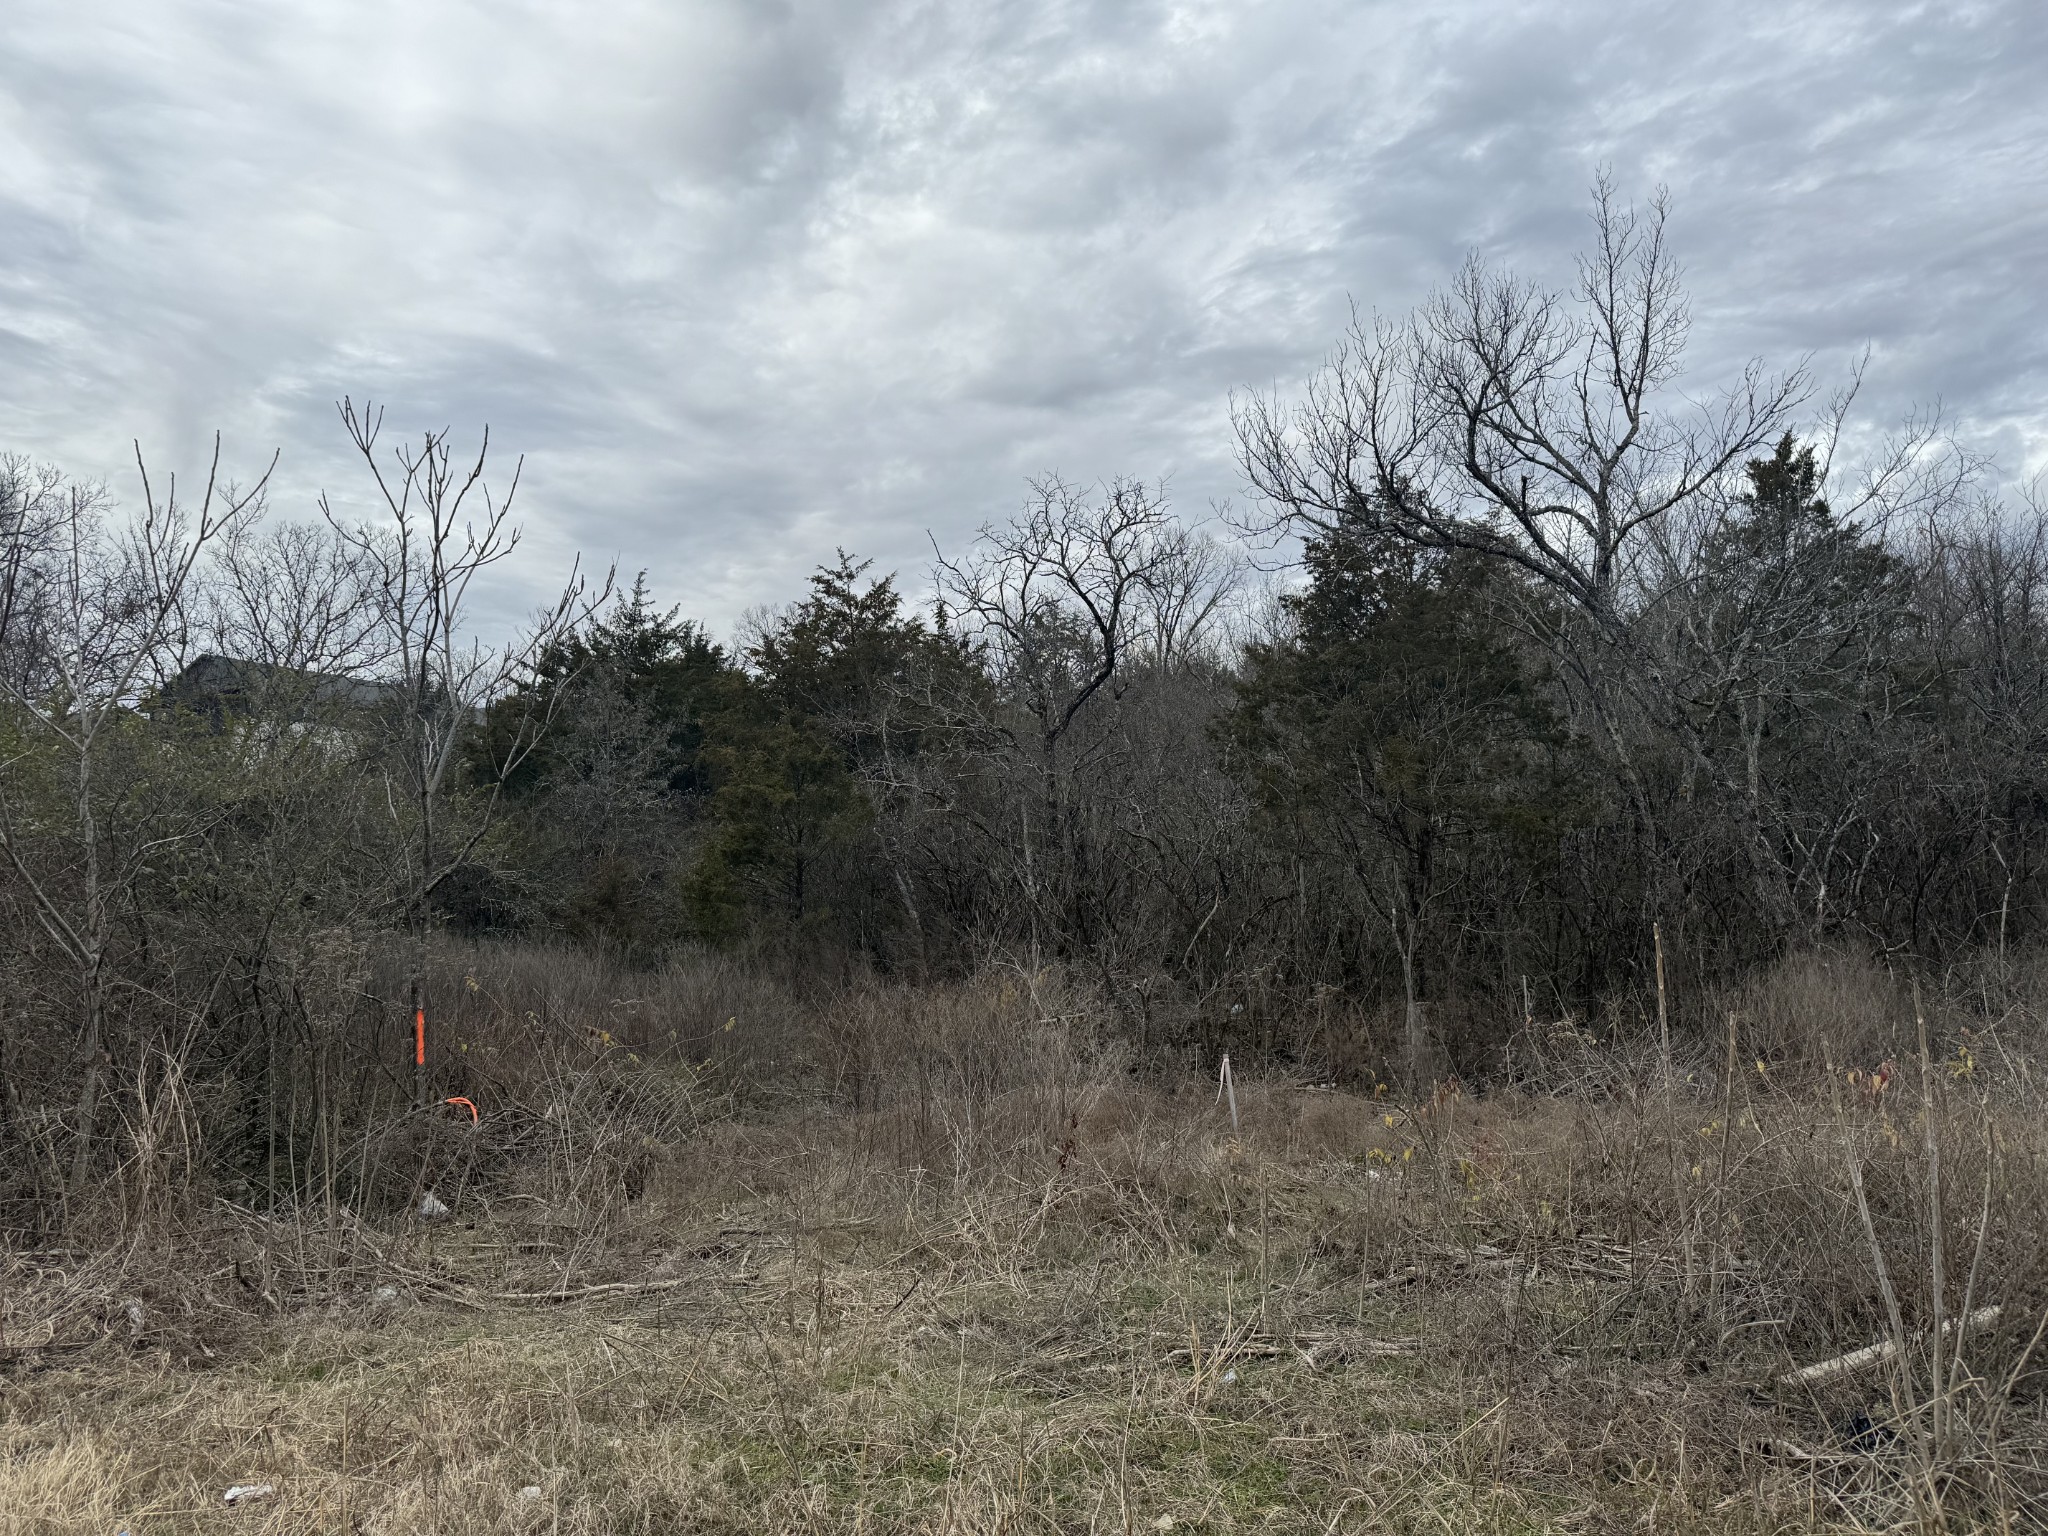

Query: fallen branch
[1356,1265,1423,1294]
[1776,1305,2003,1388]
[489,1278,696,1304]
[485,1274,764,1305]
[1160,1333,1420,1365]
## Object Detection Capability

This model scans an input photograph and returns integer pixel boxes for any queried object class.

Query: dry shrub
[1714,946,1912,1065]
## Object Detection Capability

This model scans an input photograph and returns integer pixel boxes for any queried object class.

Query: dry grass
[3,955,2046,1534]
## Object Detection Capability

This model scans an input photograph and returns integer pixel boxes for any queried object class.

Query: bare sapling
[321,399,610,1115]
[324,399,609,934]
[1914,980,1948,1463]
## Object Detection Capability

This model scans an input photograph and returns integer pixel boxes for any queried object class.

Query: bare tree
[322,399,607,933]
[1233,179,1822,939]
[1233,178,1807,638]
[935,477,1224,758]
[205,516,385,679]
[931,475,1236,967]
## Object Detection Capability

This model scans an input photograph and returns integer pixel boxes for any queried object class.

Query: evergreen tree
[686,554,968,953]
[1226,514,1576,1077]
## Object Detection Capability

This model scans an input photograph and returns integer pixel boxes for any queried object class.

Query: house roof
[156,654,404,719]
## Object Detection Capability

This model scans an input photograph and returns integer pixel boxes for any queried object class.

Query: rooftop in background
[154,654,404,726]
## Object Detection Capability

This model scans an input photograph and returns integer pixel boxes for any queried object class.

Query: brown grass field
[2,955,2045,1534]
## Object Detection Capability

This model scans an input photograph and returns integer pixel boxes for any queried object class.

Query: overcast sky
[3,0,2043,638]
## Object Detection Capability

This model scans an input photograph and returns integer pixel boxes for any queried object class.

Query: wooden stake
[1915,978,1948,1457]
[410,979,426,1111]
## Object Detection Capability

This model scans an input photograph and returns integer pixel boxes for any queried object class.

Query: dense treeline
[482,432,2048,1041]
[3,188,2046,1222]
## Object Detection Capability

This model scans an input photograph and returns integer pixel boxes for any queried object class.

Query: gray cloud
[3,0,2042,637]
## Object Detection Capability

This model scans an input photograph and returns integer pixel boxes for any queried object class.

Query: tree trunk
[1395,914,1430,1090]
[66,982,105,1197]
